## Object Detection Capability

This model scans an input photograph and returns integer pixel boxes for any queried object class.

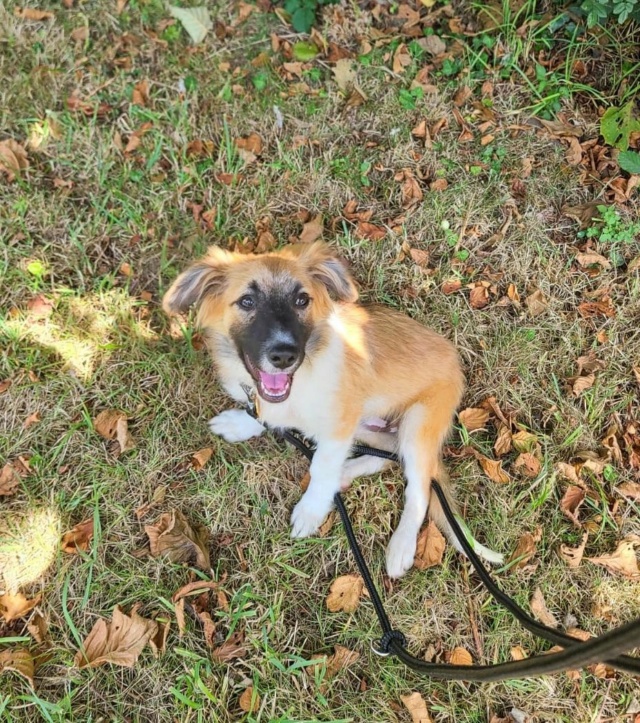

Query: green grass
[1,1,640,721]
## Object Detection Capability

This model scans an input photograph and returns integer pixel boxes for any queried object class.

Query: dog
[163,241,503,578]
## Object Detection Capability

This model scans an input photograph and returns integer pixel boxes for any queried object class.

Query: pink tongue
[258,371,289,394]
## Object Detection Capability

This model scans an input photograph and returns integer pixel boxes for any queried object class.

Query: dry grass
[1,1,640,722]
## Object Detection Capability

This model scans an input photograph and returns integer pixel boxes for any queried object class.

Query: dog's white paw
[386,527,418,579]
[290,493,332,539]
[208,409,264,443]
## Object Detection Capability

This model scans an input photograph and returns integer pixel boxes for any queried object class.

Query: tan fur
[164,242,502,577]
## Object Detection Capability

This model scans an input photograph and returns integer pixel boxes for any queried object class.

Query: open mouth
[244,356,294,403]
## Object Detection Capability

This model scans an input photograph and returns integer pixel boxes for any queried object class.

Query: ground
[1,1,640,722]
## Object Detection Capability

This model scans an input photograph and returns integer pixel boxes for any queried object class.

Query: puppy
[163,242,502,578]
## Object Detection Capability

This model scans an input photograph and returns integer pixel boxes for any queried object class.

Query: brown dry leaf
[212,630,246,662]
[587,538,640,580]
[172,580,219,603]
[196,610,217,648]
[572,373,595,397]
[565,136,583,166]
[26,294,54,317]
[511,645,527,660]
[115,417,135,454]
[61,518,94,554]
[441,279,462,295]
[429,178,448,191]
[145,510,210,569]
[0,592,41,623]
[356,221,386,241]
[326,574,364,613]
[299,471,310,492]
[14,7,54,20]
[562,201,599,228]
[0,139,29,181]
[449,646,473,666]
[0,379,11,394]
[149,619,170,658]
[239,686,261,713]
[74,606,158,668]
[324,645,359,679]
[458,407,490,432]
[299,214,324,244]
[0,463,21,496]
[507,530,540,569]
[174,598,186,637]
[409,248,429,267]
[478,455,510,484]
[575,252,611,270]
[0,648,34,687]
[94,409,127,439]
[556,462,581,485]
[560,485,585,526]
[560,531,588,569]
[530,587,559,627]
[27,613,50,645]
[615,481,640,500]
[397,169,423,209]
[494,425,512,457]
[511,430,538,453]
[131,79,150,106]
[23,411,41,430]
[525,289,547,317]
[469,285,490,309]
[392,43,412,74]
[401,691,433,723]
[453,85,472,107]
[513,452,541,478]
[539,118,582,138]
[191,447,213,470]
[235,132,263,157]
[413,521,446,570]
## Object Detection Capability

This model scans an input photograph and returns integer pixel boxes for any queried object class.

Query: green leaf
[600,102,640,151]
[292,41,318,61]
[618,150,640,174]
[291,6,315,32]
[168,6,212,45]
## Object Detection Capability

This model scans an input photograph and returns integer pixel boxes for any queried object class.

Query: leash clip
[241,383,259,420]
[371,640,391,658]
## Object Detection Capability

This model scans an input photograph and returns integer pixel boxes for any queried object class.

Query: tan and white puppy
[163,242,502,578]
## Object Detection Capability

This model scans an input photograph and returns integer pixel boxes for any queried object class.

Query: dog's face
[163,242,358,403]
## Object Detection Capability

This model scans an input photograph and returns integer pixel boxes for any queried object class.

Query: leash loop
[374,630,407,656]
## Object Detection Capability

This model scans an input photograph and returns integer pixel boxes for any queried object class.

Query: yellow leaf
[458,407,490,431]
[325,574,363,613]
[401,691,433,723]
[413,521,446,569]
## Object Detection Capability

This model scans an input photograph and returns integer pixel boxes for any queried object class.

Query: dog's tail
[428,464,504,566]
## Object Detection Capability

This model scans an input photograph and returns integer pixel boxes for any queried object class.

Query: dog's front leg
[290,437,353,538]
[208,409,265,443]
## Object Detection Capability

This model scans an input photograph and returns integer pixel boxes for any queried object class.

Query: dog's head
[163,242,358,403]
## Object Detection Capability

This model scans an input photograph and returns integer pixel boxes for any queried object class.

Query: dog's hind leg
[340,455,394,490]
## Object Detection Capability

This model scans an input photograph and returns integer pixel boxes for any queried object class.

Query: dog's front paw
[290,493,332,539]
[386,528,418,579]
[208,409,264,443]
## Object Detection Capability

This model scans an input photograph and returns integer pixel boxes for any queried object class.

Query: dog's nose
[267,344,298,369]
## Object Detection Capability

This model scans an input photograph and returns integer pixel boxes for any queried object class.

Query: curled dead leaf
[0,592,41,623]
[239,686,260,713]
[321,644,359,680]
[525,289,547,317]
[441,279,462,295]
[299,214,324,244]
[556,461,581,485]
[356,221,386,241]
[144,510,211,569]
[149,619,170,658]
[174,598,186,637]
[448,647,473,666]
[326,574,364,612]
[530,587,559,628]
[511,645,527,660]
[235,132,263,156]
[494,425,512,457]
[0,648,34,687]
[191,447,213,470]
[478,455,510,484]
[93,409,127,440]
[61,518,94,554]
[469,285,490,309]
[576,252,611,270]
[458,407,490,432]
[413,521,446,569]
[27,613,50,645]
[513,452,541,478]
[14,7,54,20]
[511,430,538,453]
[212,630,246,662]
[560,485,585,526]
[507,530,540,569]
[0,463,21,496]
[401,691,433,723]
[587,538,640,580]
[572,373,595,396]
[560,532,588,569]
[615,481,640,500]
[74,606,158,668]
[0,139,29,182]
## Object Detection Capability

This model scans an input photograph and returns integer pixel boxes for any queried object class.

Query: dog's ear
[295,242,358,303]
[162,247,234,314]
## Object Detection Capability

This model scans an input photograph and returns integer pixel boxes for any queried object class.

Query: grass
[1,1,640,721]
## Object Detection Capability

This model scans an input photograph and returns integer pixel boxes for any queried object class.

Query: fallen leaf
[494,425,512,457]
[323,645,359,679]
[560,485,585,526]
[149,619,170,658]
[572,373,595,396]
[197,610,217,648]
[93,409,127,440]
[513,452,541,478]
[132,79,150,106]
[441,279,462,295]
[530,587,559,627]
[333,58,356,93]
[396,169,423,209]
[401,691,433,723]
[478,455,510,484]
[299,214,323,244]
[144,510,210,569]
[168,5,212,44]
[575,252,611,270]
[74,606,158,668]
[422,34,445,56]
[174,598,186,637]
[615,481,640,500]
[26,294,53,317]
[413,521,446,569]
[562,201,600,228]
[212,630,246,662]
[0,592,41,623]
[508,530,539,569]
[0,139,29,181]
[556,462,581,485]
[115,417,135,454]
[14,7,54,20]
[511,645,527,660]
[239,686,260,713]
[191,447,213,470]
[539,118,582,138]
[23,411,41,429]
[235,132,263,156]
[565,136,583,166]
[0,379,11,394]
[0,648,34,687]
[560,532,588,568]
[172,580,219,603]
[458,407,490,431]
[326,574,364,612]
[453,85,472,107]
[61,518,94,554]
[26,613,50,644]
[409,248,429,267]
[429,178,448,191]
[0,463,20,496]
[392,43,412,74]
[449,646,473,666]
[511,430,538,453]
[469,285,490,309]
[587,538,640,580]
[525,289,547,317]
[356,221,386,241]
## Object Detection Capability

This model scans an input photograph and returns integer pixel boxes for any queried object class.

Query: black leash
[244,399,640,681]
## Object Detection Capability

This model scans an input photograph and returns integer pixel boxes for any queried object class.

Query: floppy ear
[297,242,359,303]
[162,247,234,314]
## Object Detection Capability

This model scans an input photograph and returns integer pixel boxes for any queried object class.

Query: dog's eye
[239,295,255,310]
[295,292,310,308]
